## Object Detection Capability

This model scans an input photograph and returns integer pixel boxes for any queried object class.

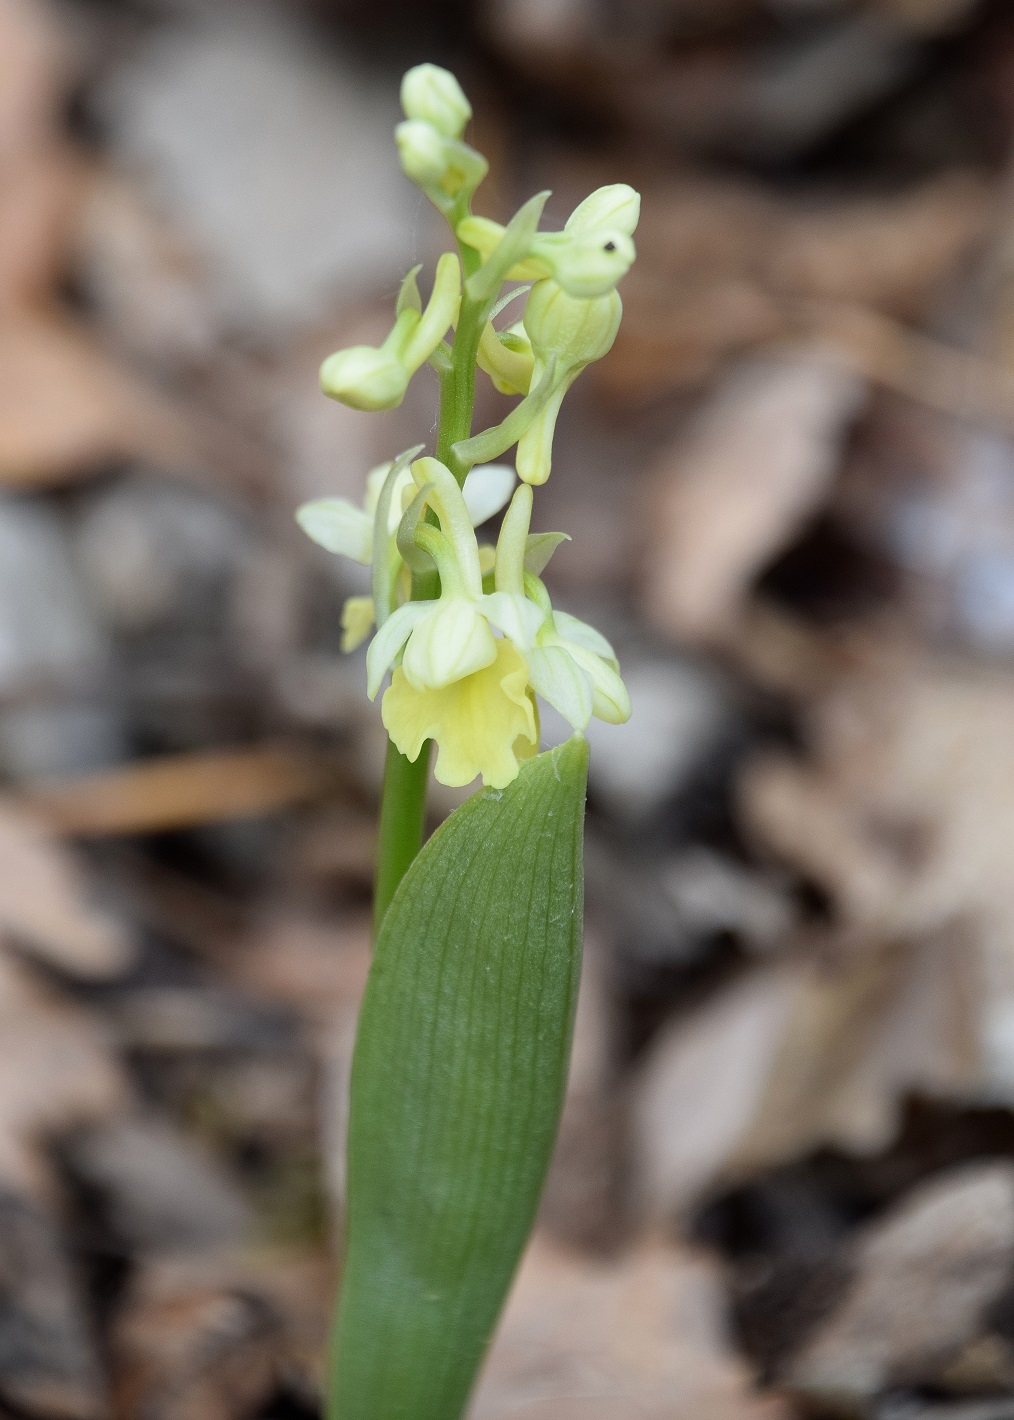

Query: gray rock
[0,704,125,782]
[0,496,123,779]
[97,2,417,333]
[105,984,293,1055]
[579,656,739,824]
[0,1189,106,1420]
[72,473,253,636]
[65,1115,252,1256]
[878,1401,1014,1420]
[0,498,108,694]
[785,1163,1014,1415]
[661,847,797,954]
[587,843,796,971]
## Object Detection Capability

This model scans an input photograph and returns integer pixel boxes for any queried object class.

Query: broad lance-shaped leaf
[331,735,589,1419]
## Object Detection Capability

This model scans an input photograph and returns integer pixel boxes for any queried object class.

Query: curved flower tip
[526,596,632,731]
[382,639,538,788]
[320,345,408,412]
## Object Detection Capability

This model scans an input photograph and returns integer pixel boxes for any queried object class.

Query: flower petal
[462,463,516,527]
[341,596,375,653]
[528,645,594,730]
[402,597,497,690]
[568,645,631,723]
[382,639,537,787]
[554,610,618,663]
[481,590,545,652]
[296,499,373,563]
[366,600,434,699]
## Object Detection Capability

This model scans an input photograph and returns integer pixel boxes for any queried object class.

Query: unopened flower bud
[396,119,450,187]
[523,282,622,369]
[565,183,640,238]
[396,120,488,205]
[401,64,472,140]
[320,345,409,412]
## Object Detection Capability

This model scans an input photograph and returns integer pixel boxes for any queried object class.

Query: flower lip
[382,638,538,788]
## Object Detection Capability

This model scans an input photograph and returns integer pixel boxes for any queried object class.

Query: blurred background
[3,0,1014,1416]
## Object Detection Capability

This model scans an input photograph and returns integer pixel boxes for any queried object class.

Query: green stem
[371,233,482,932]
[438,291,482,481]
[374,737,433,931]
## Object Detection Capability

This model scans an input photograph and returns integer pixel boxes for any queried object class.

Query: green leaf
[331,736,589,1420]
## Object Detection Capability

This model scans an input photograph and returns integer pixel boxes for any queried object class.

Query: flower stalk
[296,60,639,1420]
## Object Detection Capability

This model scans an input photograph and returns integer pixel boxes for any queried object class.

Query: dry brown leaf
[0,311,182,486]
[738,650,1014,1104]
[0,3,84,309]
[766,174,991,319]
[0,952,128,1191]
[804,300,1014,438]
[0,0,71,165]
[873,0,983,33]
[111,1276,285,1420]
[0,147,86,309]
[475,1234,789,1420]
[604,280,782,401]
[602,172,991,401]
[231,912,372,1029]
[734,924,981,1168]
[0,309,270,492]
[0,800,130,976]
[0,1186,108,1420]
[632,927,980,1218]
[632,965,801,1219]
[111,1250,333,1417]
[785,1163,1014,1412]
[643,347,866,641]
[740,652,1014,940]
[20,745,329,836]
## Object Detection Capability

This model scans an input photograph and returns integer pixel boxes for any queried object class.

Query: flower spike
[302,64,635,787]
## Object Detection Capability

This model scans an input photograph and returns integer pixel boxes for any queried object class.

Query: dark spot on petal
[604,241,616,252]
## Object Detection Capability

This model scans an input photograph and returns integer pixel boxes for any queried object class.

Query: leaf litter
[1,0,1014,1416]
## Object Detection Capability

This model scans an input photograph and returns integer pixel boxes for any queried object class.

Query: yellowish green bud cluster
[300,64,635,787]
[401,64,472,139]
[396,64,487,215]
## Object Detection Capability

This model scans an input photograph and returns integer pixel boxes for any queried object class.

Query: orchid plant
[298,64,636,1420]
